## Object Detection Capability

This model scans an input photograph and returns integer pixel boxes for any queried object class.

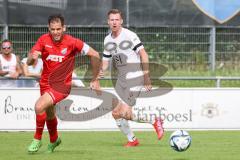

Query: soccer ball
[169,130,191,152]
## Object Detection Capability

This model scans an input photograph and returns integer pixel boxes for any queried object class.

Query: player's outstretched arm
[139,48,152,91]
[99,60,109,78]
[87,47,102,95]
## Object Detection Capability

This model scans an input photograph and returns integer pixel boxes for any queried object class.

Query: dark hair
[107,9,123,19]
[1,39,12,46]
[48,14,65,26]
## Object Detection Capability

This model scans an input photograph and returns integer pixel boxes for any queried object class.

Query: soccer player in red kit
[27,14,101,153]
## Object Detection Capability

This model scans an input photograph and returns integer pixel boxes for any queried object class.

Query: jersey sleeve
[130,32,144,54]
[74,38,85,55]
[81,43,90,56]
[102,37,112,61]
[31,36,44,53]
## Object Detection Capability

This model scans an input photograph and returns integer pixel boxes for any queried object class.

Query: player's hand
[32,51,41,60]
[144,74,152,91]
[90,79,102,95]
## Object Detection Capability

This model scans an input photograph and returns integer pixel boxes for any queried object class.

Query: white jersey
[0,54,17,74]
[103,28,146,105]
[0,54,18,87]
[103,28,144,80]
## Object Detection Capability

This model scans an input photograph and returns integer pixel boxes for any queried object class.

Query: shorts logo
[61,48,67,55]
[192,0,240,24]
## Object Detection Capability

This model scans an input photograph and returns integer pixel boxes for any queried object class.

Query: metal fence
[0,26,4,40]
[0,25,240,73]
[216,27,240,70]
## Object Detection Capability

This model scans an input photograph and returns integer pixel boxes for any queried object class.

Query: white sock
[116,118,136,142]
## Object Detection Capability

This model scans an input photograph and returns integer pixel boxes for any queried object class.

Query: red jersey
[31,33,84,94]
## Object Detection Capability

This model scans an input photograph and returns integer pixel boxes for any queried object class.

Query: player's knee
[124,109,132,120]
[35,104,43,115]
[119,104,132,119]
[112,109,121,119]
[35,100,45,115]
[115,106,132,120]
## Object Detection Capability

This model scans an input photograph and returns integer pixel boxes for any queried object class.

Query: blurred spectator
[22,57,42,78]
[21,57,83,88]
[0,39,22,87]
[20,57,43,87]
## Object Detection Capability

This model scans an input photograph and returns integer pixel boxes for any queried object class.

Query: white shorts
[115,76,144,106]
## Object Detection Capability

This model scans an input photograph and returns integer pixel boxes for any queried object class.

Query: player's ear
[63,25,66,32]
[48,25,51,32]
[120,18,123,25]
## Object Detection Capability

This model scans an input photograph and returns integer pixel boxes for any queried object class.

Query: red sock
[46,116,58,143]
[34,112,46,140]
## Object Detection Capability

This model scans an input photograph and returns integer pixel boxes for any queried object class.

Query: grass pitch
[0,131,239,160]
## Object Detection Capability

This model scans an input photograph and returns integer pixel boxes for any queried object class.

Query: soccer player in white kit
[102,9,164,147]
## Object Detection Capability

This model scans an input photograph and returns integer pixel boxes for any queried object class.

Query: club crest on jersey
[61,48,67,55]
[192,0,240,24]
[46,55,64,62]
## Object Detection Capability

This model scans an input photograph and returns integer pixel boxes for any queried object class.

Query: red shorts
[40,85,69,105]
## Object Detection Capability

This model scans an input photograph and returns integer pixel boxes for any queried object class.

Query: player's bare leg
[112,99,139,147]
[28,93,53,153]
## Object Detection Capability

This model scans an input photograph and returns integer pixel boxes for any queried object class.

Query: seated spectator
[20,57,43,87]
[21,57,83,88]
[0,39,22,87]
